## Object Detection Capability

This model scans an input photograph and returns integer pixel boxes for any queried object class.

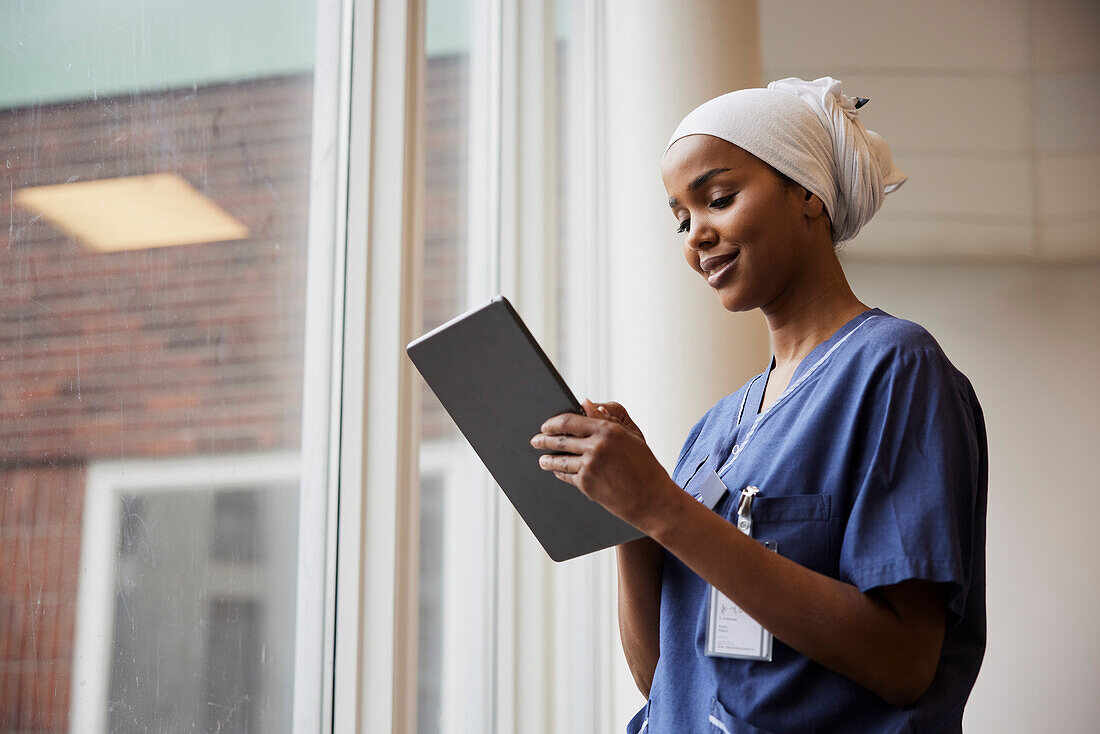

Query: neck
[762,251,868,368]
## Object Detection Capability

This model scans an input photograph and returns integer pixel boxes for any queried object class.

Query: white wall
[602,1,770,726]
[760,0,1100,261]
[757,1,1100,724]
[844,260,1100,731]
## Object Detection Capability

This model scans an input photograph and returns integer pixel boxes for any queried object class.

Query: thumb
[581,397,601,418]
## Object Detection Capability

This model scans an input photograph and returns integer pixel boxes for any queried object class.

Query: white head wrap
[664,77,907,243]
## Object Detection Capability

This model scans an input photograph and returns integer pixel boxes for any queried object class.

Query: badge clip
[706,484,775,662]
[736,485,759,536]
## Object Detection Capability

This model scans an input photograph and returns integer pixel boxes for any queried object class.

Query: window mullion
[336,0,426,732]
[298,0,351,731]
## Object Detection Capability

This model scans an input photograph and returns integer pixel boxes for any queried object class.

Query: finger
[595,401,644,438]
[538,453,583,474]
[594,405,623,425]
[600,401,633,424]
[586,399,622,427]
[552,471,580,488]
[552,471,594,499]
[541,412,601,437]
[530,433,589,454]
[582,398,602,419]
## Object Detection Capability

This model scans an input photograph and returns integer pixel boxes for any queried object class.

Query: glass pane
[554,0,593,381]
[109,486,297,734]
[0,1,324,732]
[418,1,494,732]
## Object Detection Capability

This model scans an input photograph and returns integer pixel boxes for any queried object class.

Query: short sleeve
[839,343,986,626]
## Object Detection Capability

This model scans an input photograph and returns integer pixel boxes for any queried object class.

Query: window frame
[70,452,302,734]
[330,0,616,731]
[329,0,424,731]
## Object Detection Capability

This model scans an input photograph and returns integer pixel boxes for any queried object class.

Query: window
[417,1,493,731]
[1,0,609,731]
[410,0,616,732]
[0,1,338,732]
[71,454,300,734]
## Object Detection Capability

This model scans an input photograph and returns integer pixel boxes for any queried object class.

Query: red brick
[57,533,81,598]
[20,666,37,730]
[0,537,32,598]
[0,471,35,528]
[0,669,18,728]
[34,468,58,529]
[39,664,71,732]
[26,665,69,731]
[0,598,22,661]
[57,470,85,528]
[22,600,48,663]
[53,603,76,661]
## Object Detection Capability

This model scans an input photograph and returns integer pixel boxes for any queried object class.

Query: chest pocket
[744,494,833,576]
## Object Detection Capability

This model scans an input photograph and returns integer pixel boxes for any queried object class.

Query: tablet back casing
[406,296,645,561]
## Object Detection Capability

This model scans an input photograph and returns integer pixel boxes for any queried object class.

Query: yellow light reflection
[14,173,250,251]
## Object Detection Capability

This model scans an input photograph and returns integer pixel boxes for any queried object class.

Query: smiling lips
[701,251,739,286]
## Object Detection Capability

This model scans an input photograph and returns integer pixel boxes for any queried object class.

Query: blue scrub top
[628,308,987,734]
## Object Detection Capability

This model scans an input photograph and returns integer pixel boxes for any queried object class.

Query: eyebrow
[668,167,733,208]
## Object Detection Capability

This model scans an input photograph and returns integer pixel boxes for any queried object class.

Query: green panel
[0,0,317,109]
[426,0,471,57]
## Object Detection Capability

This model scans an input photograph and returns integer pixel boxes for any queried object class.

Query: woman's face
[661,134,819,313]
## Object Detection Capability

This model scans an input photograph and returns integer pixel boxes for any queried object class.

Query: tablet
[406,295,645,561]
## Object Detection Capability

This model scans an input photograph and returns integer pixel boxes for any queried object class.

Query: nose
[684,217,717,252]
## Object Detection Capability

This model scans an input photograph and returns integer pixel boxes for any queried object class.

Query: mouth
[700,251,739,286]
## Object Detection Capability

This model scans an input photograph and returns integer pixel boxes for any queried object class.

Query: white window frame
[416,439,496,730]
[70,452,302,734]
[329,0,424,731]
[331,0,616,732]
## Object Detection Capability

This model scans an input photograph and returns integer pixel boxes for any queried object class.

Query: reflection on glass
[107,486,296,734]
[0,1,319,732]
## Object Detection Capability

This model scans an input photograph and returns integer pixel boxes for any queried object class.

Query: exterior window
[0,2,332,732]
[72,455,300,734]
[1,1,602,732]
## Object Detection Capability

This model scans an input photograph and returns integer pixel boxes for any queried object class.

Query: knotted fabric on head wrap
[664,77,907,243]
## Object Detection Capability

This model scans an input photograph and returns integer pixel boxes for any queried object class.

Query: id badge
[705,539,777,661]
[692,468,728,510]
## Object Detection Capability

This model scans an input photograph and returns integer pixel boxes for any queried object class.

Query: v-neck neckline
[720,308,885,479]
[750,308,883,419]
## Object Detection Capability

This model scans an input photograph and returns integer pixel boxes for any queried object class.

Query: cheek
[683,242,699,271]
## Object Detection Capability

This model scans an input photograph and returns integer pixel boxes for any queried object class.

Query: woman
[530,77,987,732]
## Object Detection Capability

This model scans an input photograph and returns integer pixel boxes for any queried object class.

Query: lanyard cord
[718,315,880,479]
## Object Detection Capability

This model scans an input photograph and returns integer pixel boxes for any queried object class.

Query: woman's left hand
[530,399,681,534]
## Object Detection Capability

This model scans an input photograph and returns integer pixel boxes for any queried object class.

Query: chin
[715,290,755,313]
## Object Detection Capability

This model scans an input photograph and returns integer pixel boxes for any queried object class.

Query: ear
[800,187,825,219]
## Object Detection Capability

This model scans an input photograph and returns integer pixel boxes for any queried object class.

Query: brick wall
[0,466,82,732]
[421,54,468,441]
[0,75,314,464]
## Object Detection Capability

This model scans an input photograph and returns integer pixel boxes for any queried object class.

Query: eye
[676,218,690,234]
[710,194,733,209]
